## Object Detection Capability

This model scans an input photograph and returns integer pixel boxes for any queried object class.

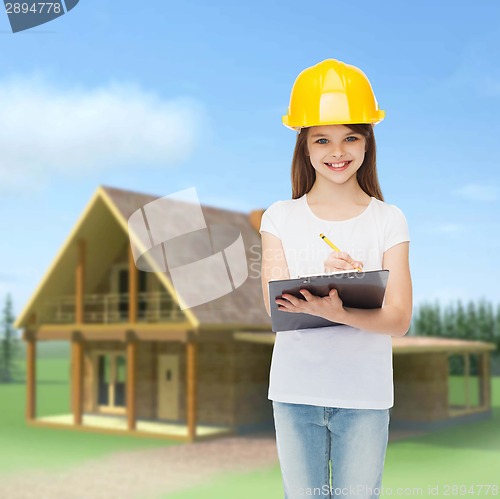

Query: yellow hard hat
[282,58,385,131]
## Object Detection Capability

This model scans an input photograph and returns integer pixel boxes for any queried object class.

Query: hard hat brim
[282,109,385,131]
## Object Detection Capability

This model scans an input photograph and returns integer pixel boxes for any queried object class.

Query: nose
[329,144,346,158]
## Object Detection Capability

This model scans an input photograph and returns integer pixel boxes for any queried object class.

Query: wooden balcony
[39,291,185,324]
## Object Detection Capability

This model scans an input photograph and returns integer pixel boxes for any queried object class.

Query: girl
[259,59,412,499]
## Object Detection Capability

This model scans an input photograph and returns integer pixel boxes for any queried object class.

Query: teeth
[326,161,349,168]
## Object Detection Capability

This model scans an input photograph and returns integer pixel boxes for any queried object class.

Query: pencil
[319,233,362,272]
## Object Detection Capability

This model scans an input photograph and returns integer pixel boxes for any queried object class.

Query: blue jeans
[272,401,390,498]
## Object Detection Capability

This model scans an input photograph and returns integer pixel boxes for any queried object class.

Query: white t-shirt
[259,192,410,409]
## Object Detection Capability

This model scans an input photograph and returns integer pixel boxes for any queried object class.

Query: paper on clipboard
[268,269,389,332]
[297,269,362,278]
[269,268,360,282]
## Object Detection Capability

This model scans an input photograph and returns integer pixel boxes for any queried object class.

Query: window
[96,353,127,409]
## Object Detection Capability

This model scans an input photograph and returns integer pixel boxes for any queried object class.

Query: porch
[30,413,232,441]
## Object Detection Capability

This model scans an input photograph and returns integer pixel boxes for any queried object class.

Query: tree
[412,301,443,336]
[0,293,20,383]
[477,298,494,342]
[455,300,468,339]
[442,303,456,338]
[494,302,500,352]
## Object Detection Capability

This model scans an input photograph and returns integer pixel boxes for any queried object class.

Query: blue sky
[1,0,499,325]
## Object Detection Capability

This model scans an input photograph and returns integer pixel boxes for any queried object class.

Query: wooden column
[126,331,137,430]
[26,335,36,420]
[128,245,138,323]
[71,332,83,425]
[76,239,86,324]
[478,352,491,409]
[186,340,197,442]
[464,353,470,409]
[25,312,36,419]
[25,313,37,421]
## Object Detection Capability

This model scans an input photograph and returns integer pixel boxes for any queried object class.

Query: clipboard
[268,269,389,332]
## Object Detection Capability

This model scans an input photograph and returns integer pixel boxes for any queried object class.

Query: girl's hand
[276,288,346,324]
[324,251,363,272]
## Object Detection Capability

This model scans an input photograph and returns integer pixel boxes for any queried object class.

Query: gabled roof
[15,184,270,330]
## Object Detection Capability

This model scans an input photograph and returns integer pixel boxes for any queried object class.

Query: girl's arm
[260,232,290,317]
[335,241,413,337]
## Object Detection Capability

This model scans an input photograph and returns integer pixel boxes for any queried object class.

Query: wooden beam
[186,340,197,442]
[126,331,137,430]
[128,244,138,323]
[72,332,83,425]
[76,239,86,324]
[36,323,194,342]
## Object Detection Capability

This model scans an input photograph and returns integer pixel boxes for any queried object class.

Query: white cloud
[0,73,209,193]
[453,183,499,202]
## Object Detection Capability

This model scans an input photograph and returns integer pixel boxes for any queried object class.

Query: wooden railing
[39,291,186,324]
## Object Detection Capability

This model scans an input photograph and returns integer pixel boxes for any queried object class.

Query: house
[14,185,497,442]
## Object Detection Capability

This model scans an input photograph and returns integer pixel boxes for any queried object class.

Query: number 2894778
[5,3,63,14]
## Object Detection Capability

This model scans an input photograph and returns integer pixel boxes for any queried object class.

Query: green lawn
[1,346,499,499]
[161,375,500,498]
[0,356,180,475]
[449,374,484,406]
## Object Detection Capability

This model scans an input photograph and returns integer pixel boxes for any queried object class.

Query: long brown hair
[290,124,385,202]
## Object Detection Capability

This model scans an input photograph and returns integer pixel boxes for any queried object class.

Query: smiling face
[305,124,367,184]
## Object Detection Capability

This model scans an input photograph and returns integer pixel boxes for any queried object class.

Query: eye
[315,136,358,144]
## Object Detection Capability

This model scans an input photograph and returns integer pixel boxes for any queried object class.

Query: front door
[96,352,127,413]
[157,354,179,420]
